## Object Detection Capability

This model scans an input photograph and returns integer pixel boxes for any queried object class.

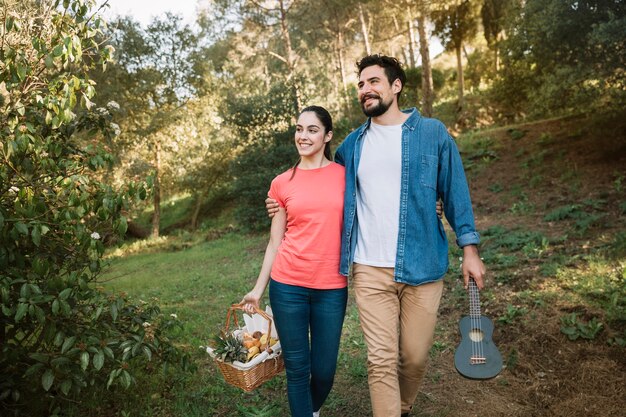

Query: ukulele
[454,277,503,380]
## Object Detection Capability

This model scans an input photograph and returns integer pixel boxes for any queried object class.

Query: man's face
[358,65,400,118]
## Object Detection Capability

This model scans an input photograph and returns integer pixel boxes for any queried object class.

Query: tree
[432,0,480,109]
[495,0,626,115]
[0,1,187,415]
[177,94,237,230]
[95,14,203,238]
[416,0,435,116]
[481,0,516,72]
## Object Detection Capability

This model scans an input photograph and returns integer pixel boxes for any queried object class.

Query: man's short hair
[356,54,406,98]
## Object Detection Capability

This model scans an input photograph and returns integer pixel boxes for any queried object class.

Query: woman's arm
[241,207,287,312]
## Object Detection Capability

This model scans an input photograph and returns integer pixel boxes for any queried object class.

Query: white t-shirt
[353,122,402,267]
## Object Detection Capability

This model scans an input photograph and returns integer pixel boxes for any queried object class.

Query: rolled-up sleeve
[437,126,480,248]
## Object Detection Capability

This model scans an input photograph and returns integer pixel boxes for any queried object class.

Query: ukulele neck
[469,278,481,319]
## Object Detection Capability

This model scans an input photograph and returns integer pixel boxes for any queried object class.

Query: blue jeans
[269,279,347,417]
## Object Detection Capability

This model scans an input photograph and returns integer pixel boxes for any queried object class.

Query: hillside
[405,112,626,417]
[98,112,626,417]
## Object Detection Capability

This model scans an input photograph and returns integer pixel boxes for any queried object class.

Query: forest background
[0,0,624,416]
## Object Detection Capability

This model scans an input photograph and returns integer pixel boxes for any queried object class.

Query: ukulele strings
[470,278,484,363]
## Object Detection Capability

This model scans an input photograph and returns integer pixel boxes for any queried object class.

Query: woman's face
[294,111,331,159]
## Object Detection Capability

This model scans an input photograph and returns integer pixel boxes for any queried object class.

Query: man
[268,54,485,417]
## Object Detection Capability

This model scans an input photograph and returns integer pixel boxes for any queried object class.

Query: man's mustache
[361,93,380,104]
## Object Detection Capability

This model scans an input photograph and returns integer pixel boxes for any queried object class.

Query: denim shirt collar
[358,107,422,136]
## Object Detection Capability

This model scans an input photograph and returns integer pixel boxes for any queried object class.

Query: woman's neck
[299,155,330,170]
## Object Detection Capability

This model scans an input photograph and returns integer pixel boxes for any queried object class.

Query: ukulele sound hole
[469,328,484,342]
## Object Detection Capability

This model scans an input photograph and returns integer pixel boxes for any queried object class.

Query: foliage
[92,13,209,237]
[227,82,298,231]
[560,313,604,341]
[0,1,188,414]
[493,0,626,117]
[497,304,528,325]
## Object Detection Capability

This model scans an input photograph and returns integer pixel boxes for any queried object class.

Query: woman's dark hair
[290,105,333,180]
[356,54,406,99]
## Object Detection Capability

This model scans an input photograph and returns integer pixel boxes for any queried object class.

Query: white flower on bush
[142,322,151,328]
[90,232,101,240]
[110,122,121,136]
[170,313,178,319]
[107,101,120,112]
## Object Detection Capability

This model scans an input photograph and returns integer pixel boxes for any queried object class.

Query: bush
[0,2,188,415]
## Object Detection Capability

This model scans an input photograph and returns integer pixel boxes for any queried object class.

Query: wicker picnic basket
[213,304,284,391]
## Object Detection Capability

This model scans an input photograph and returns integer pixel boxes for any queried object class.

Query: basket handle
[224,303,274,350]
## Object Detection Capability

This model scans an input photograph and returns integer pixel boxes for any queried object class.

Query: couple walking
[241,54,485,417]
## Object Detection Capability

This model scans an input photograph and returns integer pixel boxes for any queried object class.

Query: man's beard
[361,94,392,117]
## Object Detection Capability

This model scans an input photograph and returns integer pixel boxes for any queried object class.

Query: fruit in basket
[213,332,247,363]
[252,331,263,340]
[246,345,260,361]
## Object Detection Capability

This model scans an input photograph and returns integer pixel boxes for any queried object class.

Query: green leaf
[142,346,152,361]
[14,222,28,235]
[103,346,114,359]
[42,369,54,391]
[29,352,49,363]
[24,363,44,377]
[61,336,76,354]
[16,101,25,116]
[54,331,64,347]
[31,226,41,246]
[51,299,59,315]
[93,351,104,370]
[14,303,28,322]
[117,216,128,235]
[106,369,119,389]
[120,370,132,388]
[45,54,54,68]
[60,379,72,396]
[5,16,14,32]
[80,351,89,370]
[0,211,4,229]
[16,64,26,81]
[110,302,118,321]
[59,288,72,300]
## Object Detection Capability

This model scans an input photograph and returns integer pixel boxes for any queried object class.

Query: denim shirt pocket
[420,154,438,190]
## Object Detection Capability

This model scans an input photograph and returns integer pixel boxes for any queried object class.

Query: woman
[241,106,347,417]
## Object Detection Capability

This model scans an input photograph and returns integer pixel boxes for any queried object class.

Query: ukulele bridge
[470,356,486,365]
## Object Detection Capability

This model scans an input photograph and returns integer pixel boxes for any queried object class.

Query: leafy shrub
[0,2,188,415]
[560,313,603,341]
[543,204,583,221]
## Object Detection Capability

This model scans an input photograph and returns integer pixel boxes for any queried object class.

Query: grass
[88,219,625,416]
[69,113,626,417]
[96,232,375,417]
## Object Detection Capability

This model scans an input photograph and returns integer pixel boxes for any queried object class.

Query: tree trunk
[190,190,206,230]
[417,8,434,117]
[358,3,371,55]
[455,43,464,108]
[334,29,349,112]
[151,139,161,239]
[494,35,500,72]
[278,0,301,113]
[391,14,409,67]
[407,8,416,68]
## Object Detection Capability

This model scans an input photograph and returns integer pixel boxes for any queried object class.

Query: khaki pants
[353,263,444,417]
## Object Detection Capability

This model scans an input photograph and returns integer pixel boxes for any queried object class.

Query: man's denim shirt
[334,108,480,285]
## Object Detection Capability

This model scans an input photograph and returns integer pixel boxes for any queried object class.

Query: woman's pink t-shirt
[269,162,347,289]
